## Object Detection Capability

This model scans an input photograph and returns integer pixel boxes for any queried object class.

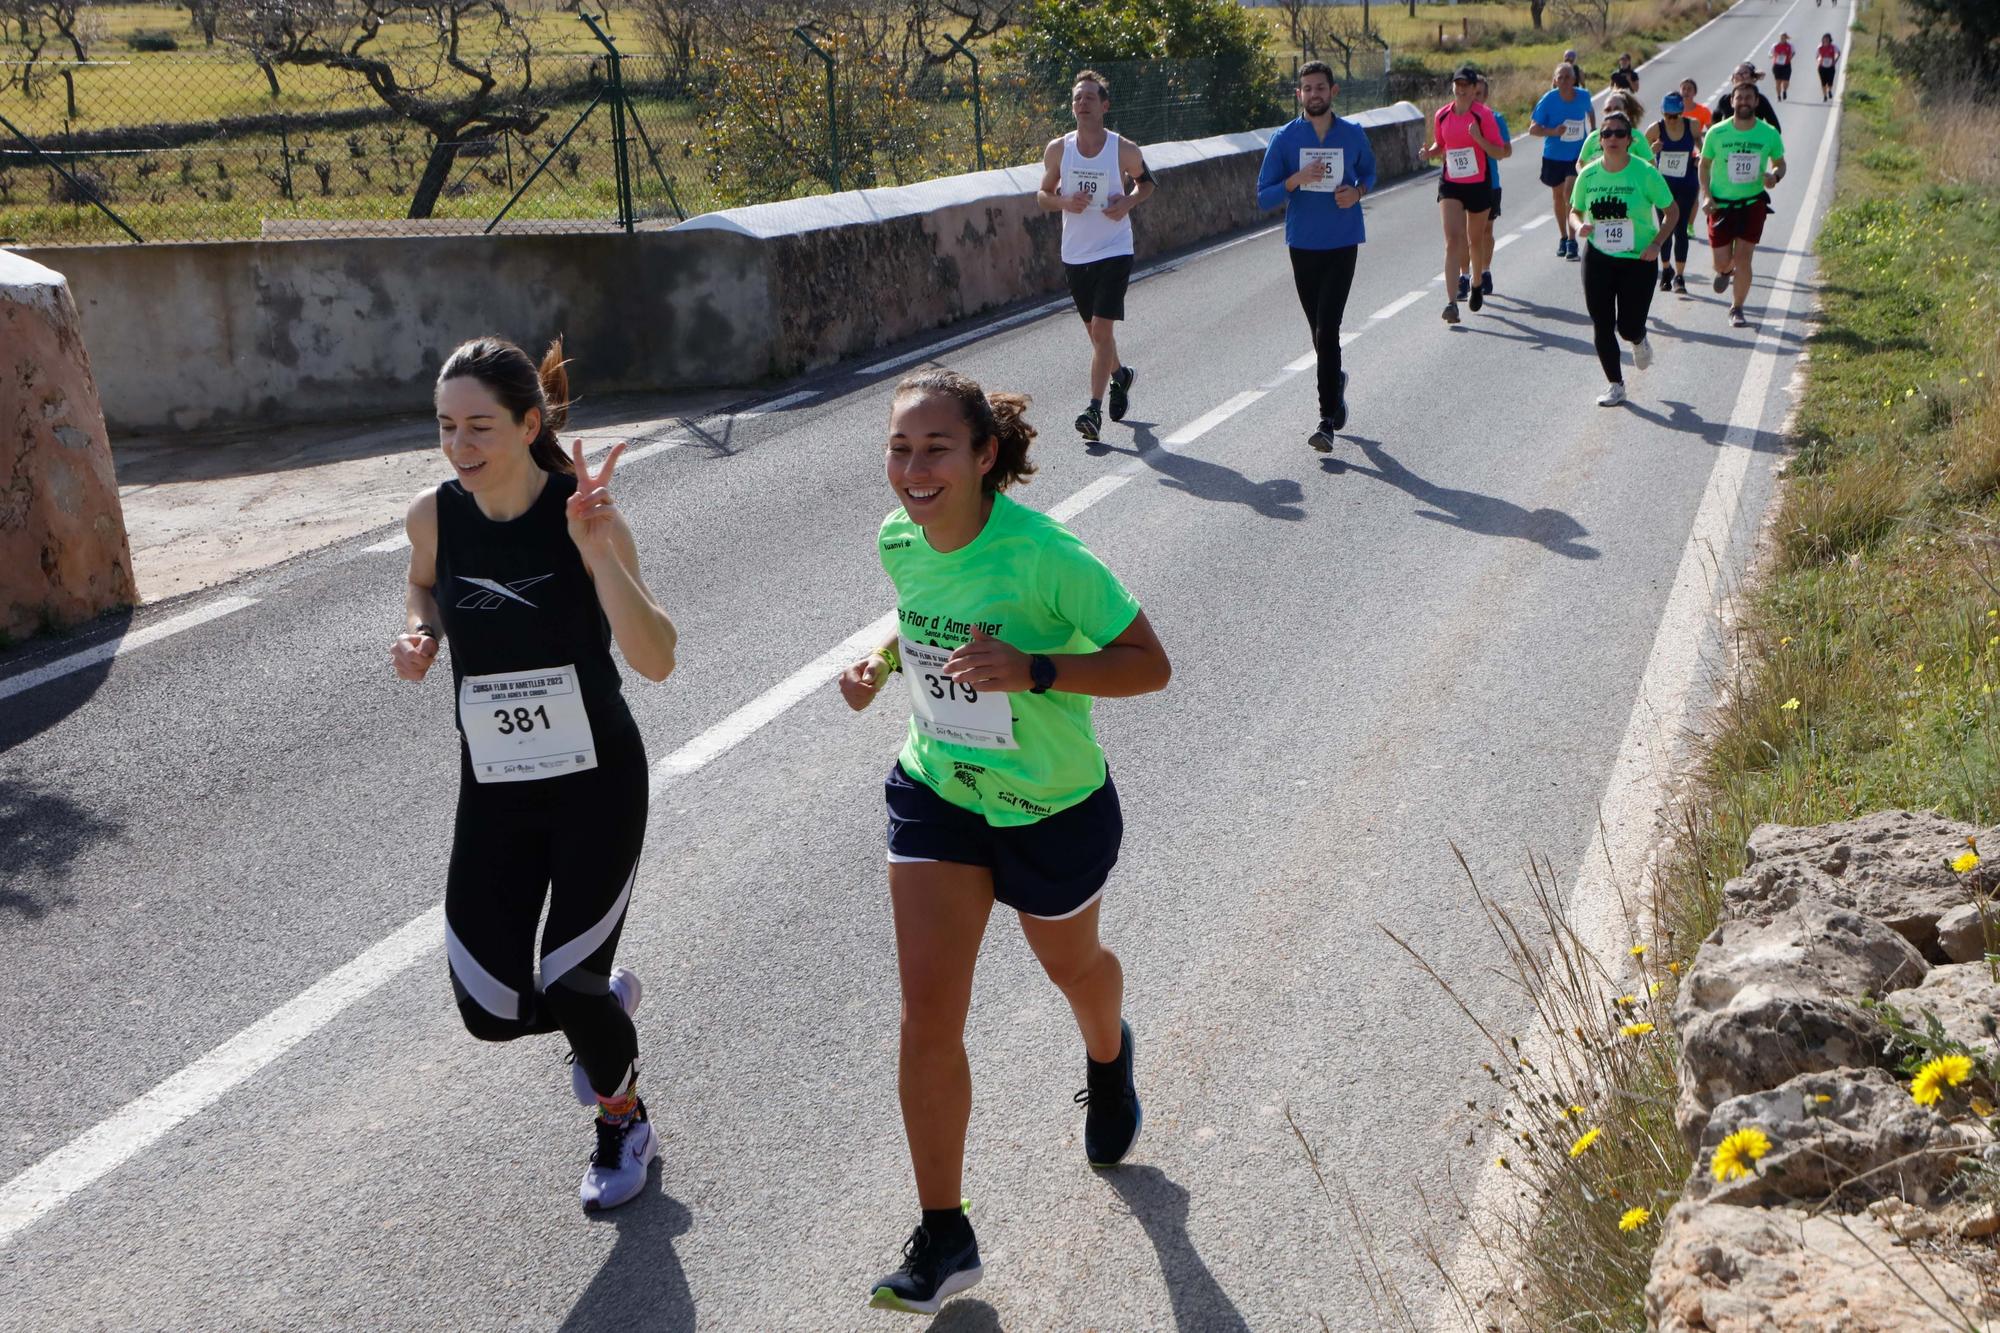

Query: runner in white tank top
[1037,70,1155,443]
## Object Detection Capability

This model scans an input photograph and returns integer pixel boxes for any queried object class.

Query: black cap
[1451,64,1480,83]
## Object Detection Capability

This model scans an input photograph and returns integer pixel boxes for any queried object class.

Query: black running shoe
[1468,283,1484,313]
[1074,405,1102,442]
[1480,270,1494,296]
[1108,366,1136,423]
[1659,266,1674,293]
[1076,1019,1142,1167]
[1442,301,1460,325]
[869,1215,983,1315]
[1712,269,1732,294]
[1456,273,1471,301]
[1673,273,1688,296]
[1333,369,1349,432]
[1308,419,1336,453]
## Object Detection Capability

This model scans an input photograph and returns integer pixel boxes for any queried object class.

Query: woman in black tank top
[1648,98,1702,293]
[390,335,678,1213]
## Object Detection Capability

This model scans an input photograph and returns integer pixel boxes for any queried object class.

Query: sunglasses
[1600,128,1632,139]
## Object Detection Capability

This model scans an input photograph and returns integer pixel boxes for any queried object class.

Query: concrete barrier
[17,103,1424,437]
[2,251,137,638]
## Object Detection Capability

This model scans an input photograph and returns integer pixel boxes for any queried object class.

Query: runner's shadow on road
[930,1299,1005,1330]
[1626,400,1787,454]
[557,1185,696,1332]
[1326,438,1601,560]
[1102,1165,1251,1333]
[1088,422,1306,522]
[1465,311,1597,358]
[0,779,113,919]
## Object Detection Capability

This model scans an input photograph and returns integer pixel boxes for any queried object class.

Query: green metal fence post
[793,25,839,191]
[943,32,985,172]
[580,11,634,232]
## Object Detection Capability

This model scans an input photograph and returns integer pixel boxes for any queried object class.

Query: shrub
[125,29,180,52]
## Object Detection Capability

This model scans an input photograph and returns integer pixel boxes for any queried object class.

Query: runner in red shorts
[1700,83,1787,328]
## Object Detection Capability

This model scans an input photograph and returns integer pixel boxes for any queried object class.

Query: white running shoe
[578,1101,657,1212]
[1598,383,1628,407]
[1632,338,1653,371]
[570,966,643,1106]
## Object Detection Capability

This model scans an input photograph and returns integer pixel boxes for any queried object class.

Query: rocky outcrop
[1647,1201,1995,1332]
[1724,812,1988,959]
[1644,813,1999,1331]
[1673,902,1925,1147]
[1,251,136,640]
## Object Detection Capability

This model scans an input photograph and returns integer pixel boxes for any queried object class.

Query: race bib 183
[459,664,597,783]
[901,638,1018,750]
[1445,145,1479,180]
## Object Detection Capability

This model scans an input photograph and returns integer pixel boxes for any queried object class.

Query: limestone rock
[1,251,136,640]
[1688,1069,1976,1208]
[1674,903,1927,1146]
[1724,812,1983,958]
[1646,1200,1998,1332]
[1879,962,2000,1060]
[1936,903,1996,965]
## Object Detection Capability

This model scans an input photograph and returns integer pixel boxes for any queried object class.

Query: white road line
[734,389,818,417]
[1164,391,1266,447]
[363,534,410,554]
[1516,213,1554,234]
[1370,290,1427,322]
[1426,0,1851,1318]
[1047,474,1136,524]
[0,596,258,705]
[1492,232,1521,254]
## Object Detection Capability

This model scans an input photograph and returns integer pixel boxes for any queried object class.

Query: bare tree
[2,0,95,116]
[184,0,223,45]
[221,0,551,217]
[1552,0,1610,38]
[1274,0,1309,48]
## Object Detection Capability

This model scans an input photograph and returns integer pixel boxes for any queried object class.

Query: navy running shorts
[884,762,1122,920]
[1540,155,1580,188]
[1065,254,1133,323]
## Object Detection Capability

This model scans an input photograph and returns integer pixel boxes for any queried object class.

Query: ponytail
[893,369,1038,495]
[437,333,574,475]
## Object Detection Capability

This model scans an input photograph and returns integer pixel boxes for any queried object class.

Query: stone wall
[17,103,1423,437]
[1,251,137,638]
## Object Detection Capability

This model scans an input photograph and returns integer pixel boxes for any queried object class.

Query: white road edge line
[0,596,258,705]
[1424,0,1852,1318]
[735,389,819,417]
[1370,290,1428,322]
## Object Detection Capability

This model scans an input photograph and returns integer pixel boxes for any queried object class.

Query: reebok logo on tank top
[456,573,555,610]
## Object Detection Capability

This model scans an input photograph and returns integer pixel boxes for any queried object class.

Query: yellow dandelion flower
[1565,1104,1586,1119]
[1569,1127,1603,1158]
[1629,944,1646,958]
[1952,851,1981,873]
[1915,662,1925,674]
[1614,993,1638,1007]
[1649,981,1664,997]
[1780,697,1800,711]
[1667,961,1683,975]
[1710,1126,1772,1182]
[1621,1022,1656,1037]
[1911,1054,1974,1106]
[1780,635,1794,645]
[1618,1206,1651,1232]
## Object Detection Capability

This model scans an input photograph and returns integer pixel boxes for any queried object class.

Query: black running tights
[1660,191,1696,265]
[443,761,647,1099]
[1581,246,1659,384]
[1289,244,1359,419]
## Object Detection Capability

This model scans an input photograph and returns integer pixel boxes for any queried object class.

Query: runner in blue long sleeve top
[1255,61,1377,452]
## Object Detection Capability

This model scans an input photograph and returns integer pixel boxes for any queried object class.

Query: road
[0,0,1849,1326]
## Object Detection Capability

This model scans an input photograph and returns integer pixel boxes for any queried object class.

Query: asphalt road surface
[1,1,1851,1326]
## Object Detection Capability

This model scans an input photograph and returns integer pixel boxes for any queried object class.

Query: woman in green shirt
[1572,109,1680,406]
[838,369,1172,1316]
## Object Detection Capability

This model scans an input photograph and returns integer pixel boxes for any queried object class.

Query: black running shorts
[885,762,1122,920]
[1065,254,1133,323]
[1540,155,1580,188]
[1437,177,1495,213]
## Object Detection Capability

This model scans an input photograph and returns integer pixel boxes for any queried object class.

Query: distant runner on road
[1255,59,1378,451]
[1702,82,1787,329]
[392,336,679,1214]
[1573,110,1678,406]
[1531,61,1595,260]
[1817,33,1841,100]
[1582,93,1656,166]
[840,370,1170,1316]
[1772,34,1796,100]
[1037,70,1155,445]
[1681,77,1714,132]
[1423,64,1506,323]
[1712,62,1782,132]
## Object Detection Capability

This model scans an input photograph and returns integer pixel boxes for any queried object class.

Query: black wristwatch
[1028,654,1058,695]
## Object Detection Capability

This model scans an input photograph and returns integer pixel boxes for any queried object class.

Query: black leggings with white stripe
[443,749,648,1099]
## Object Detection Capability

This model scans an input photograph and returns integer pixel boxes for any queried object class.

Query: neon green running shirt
[880,492,1141,826]
[1572,157,1676,257]
[1701,117,1784,201]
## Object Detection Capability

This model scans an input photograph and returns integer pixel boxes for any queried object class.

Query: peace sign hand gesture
[565,439,629,568]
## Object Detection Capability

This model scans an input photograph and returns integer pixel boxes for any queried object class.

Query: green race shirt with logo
[1571,157,1677,257]
[1700,118,1785,202]
[880,492,1141,826]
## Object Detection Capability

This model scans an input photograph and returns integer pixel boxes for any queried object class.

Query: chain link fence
[0,26,1383,245]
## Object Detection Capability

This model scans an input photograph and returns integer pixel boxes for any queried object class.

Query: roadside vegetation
[1330,1,2000,1326]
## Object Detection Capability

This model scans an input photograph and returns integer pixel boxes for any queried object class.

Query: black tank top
[1653,117,1697,185]
[434,471,643,790]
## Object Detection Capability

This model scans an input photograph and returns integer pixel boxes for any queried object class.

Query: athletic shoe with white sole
[1632,337,1653,371]
[1730,306,1750,328]
[1598,382,1629,407]
[578,1100,657,1212]
[1456,273,1471,302]
[1074,405,1102,442]
[869,1214,983,1315]
[1442,301,1460,325]
[1713,269,1732,294]
[570,966,643,1106]
[1308,419,1337,453]
[1077,1019,1142,1167]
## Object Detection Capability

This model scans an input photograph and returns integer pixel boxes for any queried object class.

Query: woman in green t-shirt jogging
[1572,109,1680,406]
[837,369,1172,1317]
